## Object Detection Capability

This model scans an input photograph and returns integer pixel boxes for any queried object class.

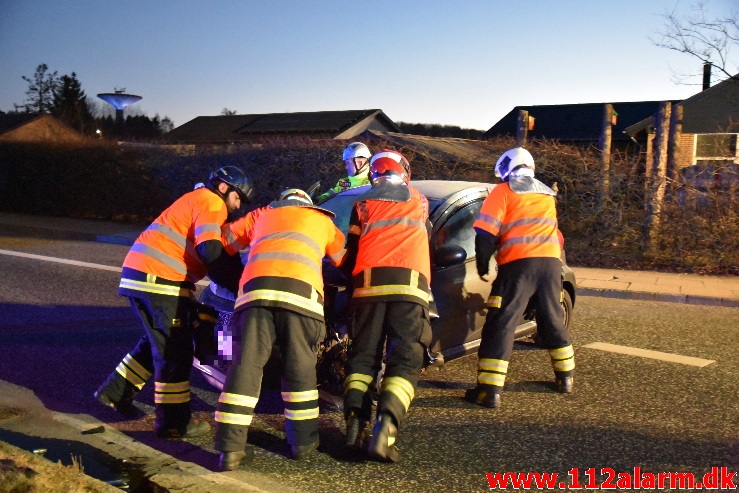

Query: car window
[319,186,370,235]
[433,199,484,258]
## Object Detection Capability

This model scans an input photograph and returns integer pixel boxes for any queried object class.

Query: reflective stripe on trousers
[214,306,322,452]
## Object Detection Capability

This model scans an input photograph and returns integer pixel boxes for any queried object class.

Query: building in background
[160,109,401,150]
[0,114,87,143]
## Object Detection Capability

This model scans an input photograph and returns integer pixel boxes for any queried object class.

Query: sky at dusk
[1,0,736,131]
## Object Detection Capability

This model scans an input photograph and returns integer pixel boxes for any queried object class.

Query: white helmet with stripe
[494,147,535,182]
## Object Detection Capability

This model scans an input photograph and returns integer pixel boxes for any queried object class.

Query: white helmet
[494,147,535,182]
[279,188,313,205]
[342,142,371,161]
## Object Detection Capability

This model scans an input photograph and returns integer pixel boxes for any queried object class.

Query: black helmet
[209,166,254,204]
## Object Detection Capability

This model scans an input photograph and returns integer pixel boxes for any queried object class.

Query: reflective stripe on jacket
[473,182,561,265]
[119,188,227,297]
[233,205,346,320]
[350,186,430,306]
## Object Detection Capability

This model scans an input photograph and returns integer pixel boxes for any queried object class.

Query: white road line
[0,248,122,272]
[582,342,715,367]
[0,248,210,286]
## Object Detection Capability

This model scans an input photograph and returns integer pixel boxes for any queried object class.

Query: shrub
[1,137,735,274]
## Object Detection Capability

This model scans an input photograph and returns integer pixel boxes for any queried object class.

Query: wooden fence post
[516,110,529,147]
[598,103,614,207]
[643,102,671,253]
[666,104,683,199]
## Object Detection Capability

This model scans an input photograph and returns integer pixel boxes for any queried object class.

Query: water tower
[97,88,142,124]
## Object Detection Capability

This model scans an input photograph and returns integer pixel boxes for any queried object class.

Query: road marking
[0,248,122,272]
[0,248,209,286]
[582,342,715,367]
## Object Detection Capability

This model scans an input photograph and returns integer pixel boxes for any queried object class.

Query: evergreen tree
[52,72,94,133]
[15,64,59,114]
[396,121,485,140]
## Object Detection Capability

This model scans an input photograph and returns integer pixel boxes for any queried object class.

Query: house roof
[484,101,678,142]
[623,74,739,136]
[0,113,87,143]
[161,109,401,143]
[0,113,44,135]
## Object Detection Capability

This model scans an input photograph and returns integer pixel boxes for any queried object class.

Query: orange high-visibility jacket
[350,186,430,306]
[232,203,346,320]
[222,207,265,256]
[119,188,227,297]
[473,183,561,265]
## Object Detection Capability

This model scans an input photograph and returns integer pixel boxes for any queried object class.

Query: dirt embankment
[0,440,119,493]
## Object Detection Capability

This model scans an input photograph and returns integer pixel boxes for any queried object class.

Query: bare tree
[159,116,175,133]
[652,1,739,83]
[15,63,59,113]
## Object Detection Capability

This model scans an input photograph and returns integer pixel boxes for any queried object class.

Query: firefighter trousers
[214,306,324,452]
[96,332,154,405]
[97,294,198,432]
[476,257,574,390]
[343,301,430,426]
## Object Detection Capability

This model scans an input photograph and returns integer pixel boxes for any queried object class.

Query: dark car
[194,180,576,395]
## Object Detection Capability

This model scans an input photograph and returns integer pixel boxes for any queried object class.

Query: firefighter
[214,188,346,472]
[341,150,432,463]
[94,166,254,438]
[315,142,372,204]
[465,147,574,409]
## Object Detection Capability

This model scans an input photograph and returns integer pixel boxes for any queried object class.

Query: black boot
[156,418,210,439]
[556,375,574,394]
[464,386,501,408]
[367,413,399,463]
[217,447,255,471]
[94,390,139,419]
[290,440,319,460]
[345,409,369,450]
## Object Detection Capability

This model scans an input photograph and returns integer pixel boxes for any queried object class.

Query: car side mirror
[434,244,467,268]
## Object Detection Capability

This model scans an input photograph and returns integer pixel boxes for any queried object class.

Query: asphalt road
[1,233,738,492]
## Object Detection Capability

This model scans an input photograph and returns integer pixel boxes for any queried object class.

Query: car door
[428,193,494,361]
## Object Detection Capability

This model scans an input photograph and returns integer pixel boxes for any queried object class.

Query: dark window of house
[696,133,738,159]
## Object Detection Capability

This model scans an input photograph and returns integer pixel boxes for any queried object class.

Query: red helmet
[369,150,411,186]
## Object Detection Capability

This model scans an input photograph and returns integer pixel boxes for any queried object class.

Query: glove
[475,232,497,281]
[476,255,489,280]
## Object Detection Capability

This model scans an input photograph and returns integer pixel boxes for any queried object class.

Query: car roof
[410,180,493,201]
[329,180,494,200]
[323,180,494,223]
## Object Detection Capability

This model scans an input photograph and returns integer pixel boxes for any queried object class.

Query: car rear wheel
[531,289,573,347]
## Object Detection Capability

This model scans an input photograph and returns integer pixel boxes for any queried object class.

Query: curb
[0,220,139,247]
[0,379,278,493]
[94,234,137,246]
[578,287,739,308]
[4,217,736,307]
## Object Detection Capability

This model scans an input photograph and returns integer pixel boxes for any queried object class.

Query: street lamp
[95,129,102,139]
